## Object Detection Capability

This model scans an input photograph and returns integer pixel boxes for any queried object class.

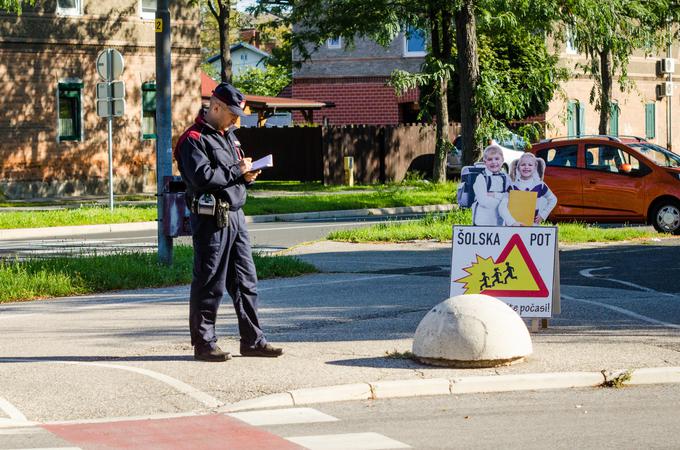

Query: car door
[581,144,647,220]
[535,144,584,219]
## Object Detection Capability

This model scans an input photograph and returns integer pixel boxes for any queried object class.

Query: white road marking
[562,294,680,329]
[0,427,40,434]
[579,267,678,297]
[286,432,411,449]
[6,448,82,450]
[228,407,338,426]
[0,396,28,423]
[2,360,223,409]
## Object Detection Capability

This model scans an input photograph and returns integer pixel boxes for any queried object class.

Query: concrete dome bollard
[412,294,532,368]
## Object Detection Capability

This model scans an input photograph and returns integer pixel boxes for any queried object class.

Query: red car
[530,136,680,234]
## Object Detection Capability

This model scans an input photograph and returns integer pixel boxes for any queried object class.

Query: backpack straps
[484,173,507,192]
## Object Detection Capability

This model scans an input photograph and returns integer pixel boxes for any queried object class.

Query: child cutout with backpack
[499,152,557,226]
[457,144,509,225]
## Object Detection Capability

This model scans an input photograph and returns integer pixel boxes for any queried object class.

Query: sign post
[95,48,125,211]
[450,226,558,319]
[155,0,173,265]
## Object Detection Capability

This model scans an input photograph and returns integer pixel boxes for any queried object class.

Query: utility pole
[667,20,673,151]
[156,0,173,264]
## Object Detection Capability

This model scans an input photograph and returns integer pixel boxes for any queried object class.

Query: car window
[585,145,640,174]
[536,145,578,168]
[629,143,680,168]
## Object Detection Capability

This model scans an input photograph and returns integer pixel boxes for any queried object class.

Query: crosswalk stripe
[6,448,82,450]
[0,427,41,435]
[227,407,339,426]
[285,432,411,449]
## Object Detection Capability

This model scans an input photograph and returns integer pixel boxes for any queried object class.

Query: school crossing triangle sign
[454,234,548,297]
[449,226,558,318]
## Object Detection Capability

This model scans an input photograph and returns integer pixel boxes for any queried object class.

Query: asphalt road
[257,384,680,450]
[0,215,422,259]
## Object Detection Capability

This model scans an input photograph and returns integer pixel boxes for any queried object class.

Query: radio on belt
[197,193,216,216]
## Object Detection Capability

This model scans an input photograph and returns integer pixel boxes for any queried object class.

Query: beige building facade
[0,0,202,199]
[546,42,680,153]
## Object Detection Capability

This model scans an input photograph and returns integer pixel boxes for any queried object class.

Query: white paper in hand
[250,154,274,171]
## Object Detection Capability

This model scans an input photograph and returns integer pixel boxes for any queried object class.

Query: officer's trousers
[189,208,266,351]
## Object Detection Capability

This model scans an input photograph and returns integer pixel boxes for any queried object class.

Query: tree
[233,65,291,96]
[560,0,680,135]
[0,0,34,14]
[203,0,238,83]
[256,0,458,182]
[255,0,563,179]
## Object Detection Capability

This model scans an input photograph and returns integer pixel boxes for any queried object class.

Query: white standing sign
[450,226,557,318]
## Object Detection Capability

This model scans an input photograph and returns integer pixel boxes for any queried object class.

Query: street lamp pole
[156,0,173,264]
[667,20,673,151]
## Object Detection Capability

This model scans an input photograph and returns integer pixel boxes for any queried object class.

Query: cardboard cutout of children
[471,144,509,226]
[499,153,557,226]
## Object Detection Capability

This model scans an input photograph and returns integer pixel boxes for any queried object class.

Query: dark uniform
[174,83,279,360]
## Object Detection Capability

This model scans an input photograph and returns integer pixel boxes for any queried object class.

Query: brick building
[0,0,202,199]
[292,30,425,125]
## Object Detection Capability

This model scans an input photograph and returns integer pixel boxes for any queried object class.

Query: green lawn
[0,246,317,304]
[0,182,456,229]
[327,209,665,244]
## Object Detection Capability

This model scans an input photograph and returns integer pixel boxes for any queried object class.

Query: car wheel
[651,200,680,234]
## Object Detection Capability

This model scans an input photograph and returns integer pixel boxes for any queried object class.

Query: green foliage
[0,0,33,14]
[328,209,663,244]
[233,65,291,96]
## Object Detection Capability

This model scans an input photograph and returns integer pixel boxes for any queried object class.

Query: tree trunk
[429,9,451,183]
[598,46,612,135]
[217,0,232,83]
[455,0,481,166]
[433,75,450,182]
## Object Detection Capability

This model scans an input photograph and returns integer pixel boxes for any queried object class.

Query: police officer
[174,82,283,362]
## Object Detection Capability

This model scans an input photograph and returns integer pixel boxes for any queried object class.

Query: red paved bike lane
[43,414,303,450]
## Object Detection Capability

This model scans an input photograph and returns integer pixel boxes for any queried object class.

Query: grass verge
[244,182,454,215]
[0,246,317,304]
[0,181,456,229]
[327,209,665,244]
[0,206,157,229]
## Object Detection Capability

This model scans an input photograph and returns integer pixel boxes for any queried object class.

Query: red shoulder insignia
[187,129,201,140]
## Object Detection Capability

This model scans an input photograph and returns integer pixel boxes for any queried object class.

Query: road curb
[220,367,680,412]
[0,204,454,240]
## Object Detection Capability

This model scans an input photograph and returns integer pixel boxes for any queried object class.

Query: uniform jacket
[471,169,508,226]
[174,113,249,210]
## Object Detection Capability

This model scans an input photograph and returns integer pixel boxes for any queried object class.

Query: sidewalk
[1,240,679,424]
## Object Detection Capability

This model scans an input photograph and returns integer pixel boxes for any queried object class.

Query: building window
[609,102,619,136]
[240,53,248,61]
[327,37,342,49]
[56,0,81,16]
[57,82,82,142]
[404,26,426,57]
[567,100,585,137]
[142,82,156,140]
[140,0,155,20]
[645,103,656,139]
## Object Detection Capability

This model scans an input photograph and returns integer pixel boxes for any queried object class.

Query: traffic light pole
[156,0,173,265]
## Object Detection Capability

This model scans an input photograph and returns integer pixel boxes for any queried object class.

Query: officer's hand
[244,170,261,182]
[239,157,253,173]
